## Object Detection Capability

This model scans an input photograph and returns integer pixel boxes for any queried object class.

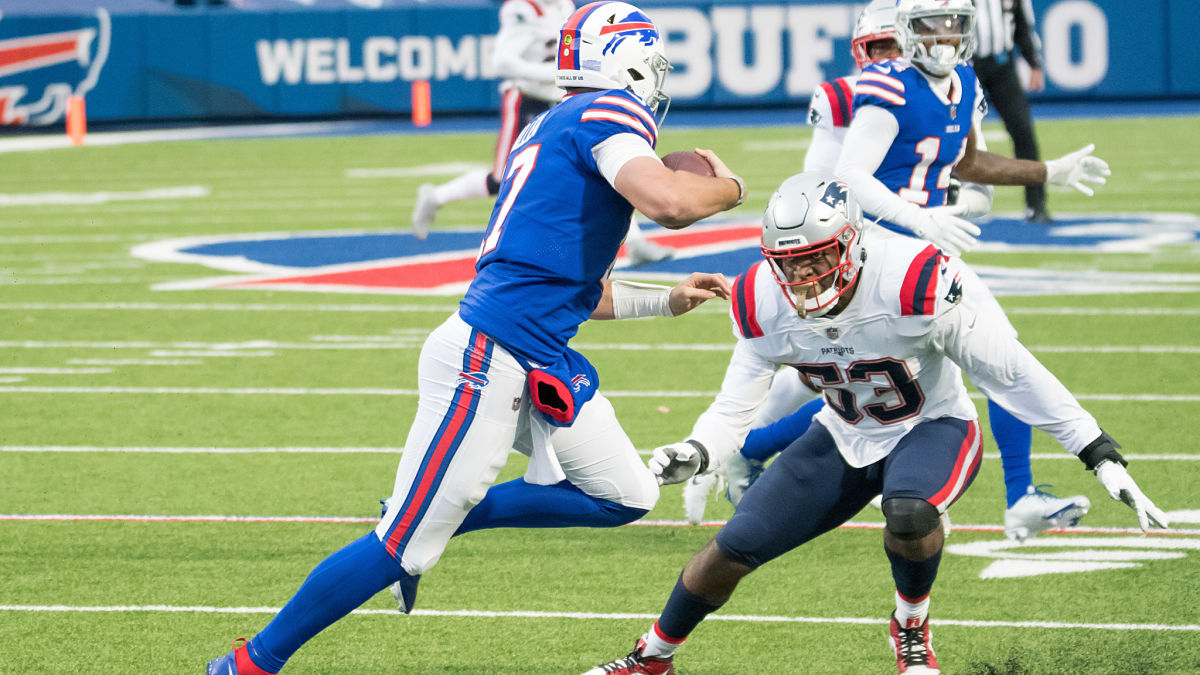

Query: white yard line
[2,446,1194,461]
[0,186,209,207]
[0,338,1197,355]
[1,513,1197,538]
[1,302,1198,316]
[0,603,1193,631]
[0,386,1196,401]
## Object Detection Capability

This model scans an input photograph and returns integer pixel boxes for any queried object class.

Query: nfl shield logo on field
[826,327,840,339]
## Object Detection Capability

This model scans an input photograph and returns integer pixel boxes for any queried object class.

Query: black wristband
[685,439,710,475]
[1077,431,1127,471]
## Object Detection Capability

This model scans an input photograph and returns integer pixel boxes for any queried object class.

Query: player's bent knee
[882,497,940,541]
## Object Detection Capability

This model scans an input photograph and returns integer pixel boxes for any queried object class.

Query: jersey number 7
[479,144,540,259]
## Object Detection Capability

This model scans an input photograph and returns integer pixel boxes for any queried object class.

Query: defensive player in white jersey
[411,0,673,264]
[684,0,1095,542]
[585,173,1167,675]
[207,4,746,673]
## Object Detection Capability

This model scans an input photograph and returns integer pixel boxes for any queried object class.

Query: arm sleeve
[1013,0,1043,69]
[933,302,1103,455]
[492,3,556,84]
[592,133,658,187]
[687,338,780,472]
[805,127,844,174]
[836,105,929,232]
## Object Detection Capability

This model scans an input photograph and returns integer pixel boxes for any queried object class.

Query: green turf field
[1,115,1198,674]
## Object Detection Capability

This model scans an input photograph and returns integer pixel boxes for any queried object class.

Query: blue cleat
[389,571,421,614]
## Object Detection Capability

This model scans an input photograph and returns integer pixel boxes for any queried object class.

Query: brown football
[661,150,716,177]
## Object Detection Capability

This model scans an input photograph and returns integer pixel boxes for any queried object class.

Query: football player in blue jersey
[206,3,747,673]
[685,0,1109,543]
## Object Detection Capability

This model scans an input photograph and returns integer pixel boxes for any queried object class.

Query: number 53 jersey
[690,234,1103,469]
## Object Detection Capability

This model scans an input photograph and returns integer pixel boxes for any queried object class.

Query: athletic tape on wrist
[611,280,673,319]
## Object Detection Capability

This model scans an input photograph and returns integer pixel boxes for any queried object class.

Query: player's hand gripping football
[649,440,708,486]
[1094,460,1170,531]
[668,272,732,316]
[1044,143,1111,196]
[913,207,982,257]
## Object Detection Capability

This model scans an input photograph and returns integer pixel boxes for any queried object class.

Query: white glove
[1095,460,1169,530]
[649,441,707,486]
[1044,143,1111,196]
[911,207,982,256]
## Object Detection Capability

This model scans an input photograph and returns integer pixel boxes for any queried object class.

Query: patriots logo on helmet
[820,180,849,210]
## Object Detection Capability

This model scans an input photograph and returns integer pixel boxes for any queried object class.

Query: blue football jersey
[853,59,980,230]
[458,89,658,366]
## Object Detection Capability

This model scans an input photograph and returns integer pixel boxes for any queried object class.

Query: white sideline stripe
[1,446,1194,462]
[0,604,1194,631]
[0,386,1196,402]
[0,302,1197,317]
[3,514,1197,537]
[0,338,1198,355]
[0,186,209,207]
[0,367,111,374]
[346,162,487,178]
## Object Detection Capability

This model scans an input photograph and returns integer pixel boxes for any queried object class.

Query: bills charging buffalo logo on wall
[0,8,110,125]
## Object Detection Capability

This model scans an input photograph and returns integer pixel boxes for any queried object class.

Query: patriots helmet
[894,0,976,77]
[555,2,672,120]
[851,0,900,69]
[761,172,866,318]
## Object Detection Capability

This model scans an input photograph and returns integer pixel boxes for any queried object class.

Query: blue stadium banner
[0,0,1192,126]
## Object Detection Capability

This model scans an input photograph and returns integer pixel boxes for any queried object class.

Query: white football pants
[375,312,658,576]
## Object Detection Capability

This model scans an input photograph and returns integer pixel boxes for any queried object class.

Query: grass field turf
[1,115,1199,673]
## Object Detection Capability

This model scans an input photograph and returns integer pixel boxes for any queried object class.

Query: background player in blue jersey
[585,172,1166,675]
[686,0,1101,543]
[206,3,747,673]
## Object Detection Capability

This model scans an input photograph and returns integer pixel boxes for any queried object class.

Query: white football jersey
[691,236,1103,469]
[804,75,859,174]
[494,0,575,103]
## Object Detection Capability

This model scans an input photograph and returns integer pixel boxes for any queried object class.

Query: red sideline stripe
[7,514,1198,537]
[899,245,940,316]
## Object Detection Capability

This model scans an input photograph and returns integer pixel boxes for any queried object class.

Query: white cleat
[626,238,674,266]
[411,183,438,240]
[1004,485,1090,542]
[682,472,719,525]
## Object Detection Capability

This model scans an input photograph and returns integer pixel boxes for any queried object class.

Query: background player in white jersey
[685,0,1102,542]
[207,4,745,673]
[411,0,673,264]
[586,173,1167,675]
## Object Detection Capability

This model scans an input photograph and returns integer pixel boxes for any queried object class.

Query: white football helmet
[894,0,976,77]
[555,2,671,120]
[761,172,866,318]
[851,0,900,69]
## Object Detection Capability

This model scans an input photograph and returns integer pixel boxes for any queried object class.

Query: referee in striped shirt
[973,0,1051,223]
